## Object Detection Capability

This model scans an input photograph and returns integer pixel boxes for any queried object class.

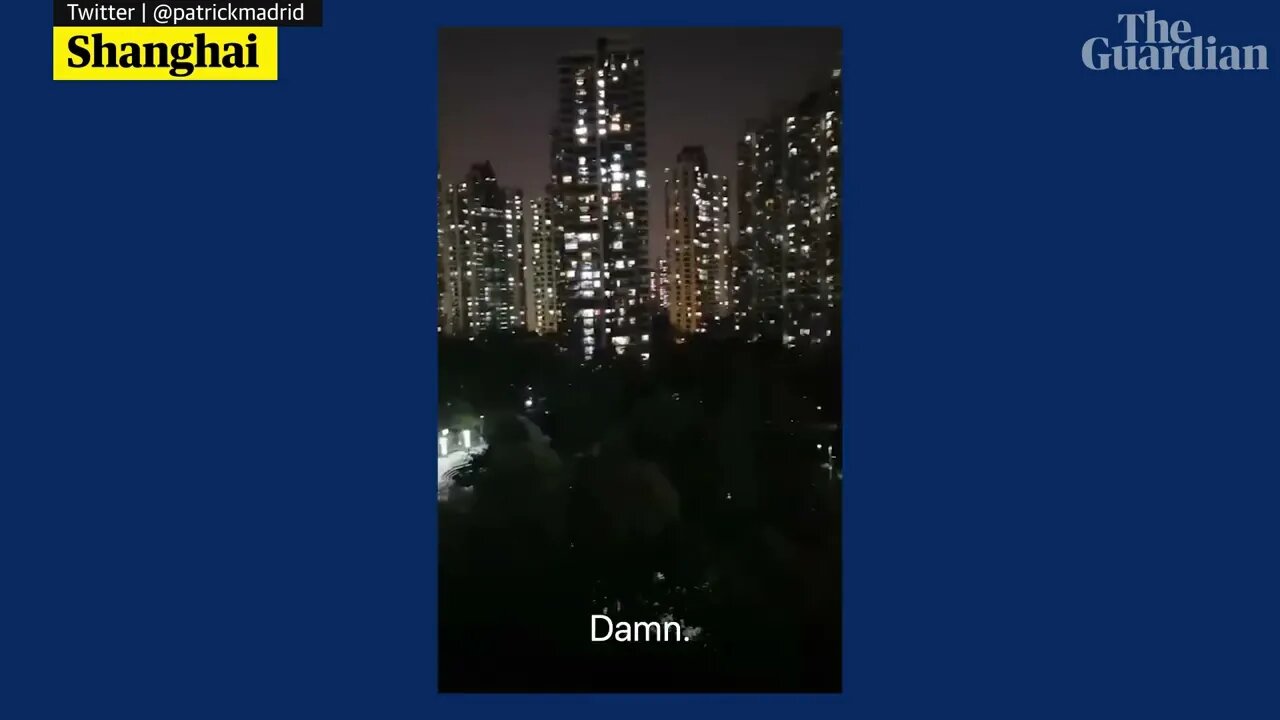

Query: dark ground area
[438,326,841,692]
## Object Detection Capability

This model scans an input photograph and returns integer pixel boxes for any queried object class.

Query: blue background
[5,1,1279,717]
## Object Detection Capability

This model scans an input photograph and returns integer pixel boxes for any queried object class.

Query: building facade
[550,37,651,361]
[438,161,525,337]
[506,187,525,332]
[651,257,670,311]
[664,146,731,335]
[438,172,464,336]
[524,194,559,335]
[734,68,842,347]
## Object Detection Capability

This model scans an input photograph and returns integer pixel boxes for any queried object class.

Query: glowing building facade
[664,146,731,335]
[438,162,525,337]
[651,257,670,311]
[438,174,465,336]
[734,68,842,347]
[524,194,559,335]
[550,37,651,361]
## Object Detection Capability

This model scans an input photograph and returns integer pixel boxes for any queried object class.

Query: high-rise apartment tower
[550,37,651,361]
[664,146,731,335]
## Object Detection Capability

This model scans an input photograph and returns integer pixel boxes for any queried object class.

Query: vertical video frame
[438,27,842,692]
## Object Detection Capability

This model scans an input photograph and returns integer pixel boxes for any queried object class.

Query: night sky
[439,28,841,258]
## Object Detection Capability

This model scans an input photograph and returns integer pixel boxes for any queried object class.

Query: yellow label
[53,26,277,81]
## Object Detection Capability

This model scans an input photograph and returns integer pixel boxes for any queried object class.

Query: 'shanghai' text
[66,32,259,77]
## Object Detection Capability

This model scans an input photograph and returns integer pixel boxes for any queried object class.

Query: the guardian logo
[1083,11,1267,70]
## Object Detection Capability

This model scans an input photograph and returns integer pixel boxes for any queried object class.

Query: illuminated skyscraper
[664,146,731,335]
[438,162,525,337]
[550,37,651,361]
[438,173,465,336]
[524,194,559,335]
[507,188,526,331]
[735,68,842,347]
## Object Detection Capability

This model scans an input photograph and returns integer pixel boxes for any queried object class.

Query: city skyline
[439,28,842,351]
[439,27,841,259]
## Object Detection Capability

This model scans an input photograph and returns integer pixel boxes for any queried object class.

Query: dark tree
[438,331,841,692]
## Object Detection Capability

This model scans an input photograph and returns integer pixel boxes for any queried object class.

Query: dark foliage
[438,330,841,692]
